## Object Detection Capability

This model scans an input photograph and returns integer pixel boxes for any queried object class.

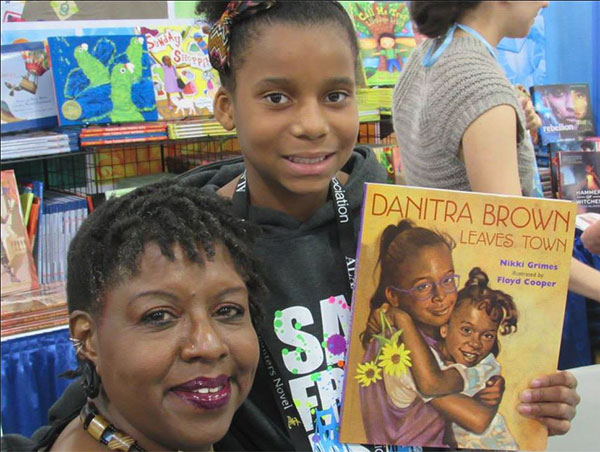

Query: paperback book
[339,184,575,451]
[1,169,40,295]
[344,2,418,87]
[1,42,58,133]
[135,24,220,120]
[531,83,595,145]
[47,35,157,126]
[557,151,600,213]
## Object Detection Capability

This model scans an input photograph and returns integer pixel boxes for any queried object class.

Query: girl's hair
[361,219,455,347]
[408,1,482,38]
[455,267,519,356]
[67,180,266,327]
[195,0,359,91]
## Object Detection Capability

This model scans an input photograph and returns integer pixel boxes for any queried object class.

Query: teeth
[192,385,223,394]
[462,352,477,360]
[287,156,327,164]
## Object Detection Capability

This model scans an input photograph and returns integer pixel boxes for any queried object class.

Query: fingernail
[518,404,533,415]
[530,378,543,388]
[521,390,533,402]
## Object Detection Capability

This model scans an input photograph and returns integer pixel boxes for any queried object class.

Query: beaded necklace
[80,401,146,452]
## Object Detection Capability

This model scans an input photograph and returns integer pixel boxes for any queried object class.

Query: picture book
[47,35,158,126]
[344,2,418,87]
[339,184,576,451]
[135,24,220,120]
[558,151,600,214]
[548,138,599,196]
[1,41,58,133]
[531,83,595,145]
[1,169,40,295]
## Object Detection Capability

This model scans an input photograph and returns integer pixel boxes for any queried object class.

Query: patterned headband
[208,0,277,72]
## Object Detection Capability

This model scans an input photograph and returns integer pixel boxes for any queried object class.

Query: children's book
[1,169,40,295]
[531,83,595,145]
[1,42,58,133]
[548,138,599,197]
[344,2,418,87]
[557,151,600,214]
[47,35,158,126]
[339,184,576,451]
[135,24,220,120]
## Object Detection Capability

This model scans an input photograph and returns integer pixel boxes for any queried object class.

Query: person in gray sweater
[393,1,600,304]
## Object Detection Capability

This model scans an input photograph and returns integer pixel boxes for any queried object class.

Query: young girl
[385,266,521,450]
[12,2,579,451]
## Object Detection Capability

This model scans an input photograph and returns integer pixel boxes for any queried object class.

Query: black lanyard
[230,172,357,451]
[231,171,356,292]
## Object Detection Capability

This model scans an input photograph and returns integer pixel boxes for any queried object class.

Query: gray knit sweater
[392,35,537,196]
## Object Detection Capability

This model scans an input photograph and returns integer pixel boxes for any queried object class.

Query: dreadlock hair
[66,180,266,328]
[360,219,455,347]
[455,267,519,357]
[408,1,482,38]
[195,0,359,91]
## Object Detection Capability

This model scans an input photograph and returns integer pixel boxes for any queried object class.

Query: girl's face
[90,242,258,451]
[214,23,358,210]
[386,244,457,335]
[440,301,498,367]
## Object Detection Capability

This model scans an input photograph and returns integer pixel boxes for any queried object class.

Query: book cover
[47,35,158,126]
[344,2,418,87]
[339,184,576,451]
[531,83,595,145]
[135,24,220,120]
[548,138,599,197]
[1,41,58,133]
[1,169,40,295]
[557,151,600,214]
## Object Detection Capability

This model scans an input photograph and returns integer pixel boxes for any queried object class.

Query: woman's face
[387,244,458,335]
[90,242,258,451]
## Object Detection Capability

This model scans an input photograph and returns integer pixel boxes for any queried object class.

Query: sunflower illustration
[378,341,412,377]
[355,360,382,387]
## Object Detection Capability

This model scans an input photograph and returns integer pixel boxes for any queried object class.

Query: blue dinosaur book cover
[47,35,157,126]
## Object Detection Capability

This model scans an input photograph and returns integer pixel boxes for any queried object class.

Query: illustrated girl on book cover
[356,220,517,449]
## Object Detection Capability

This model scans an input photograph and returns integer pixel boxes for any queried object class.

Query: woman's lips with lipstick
[171,375,231,410]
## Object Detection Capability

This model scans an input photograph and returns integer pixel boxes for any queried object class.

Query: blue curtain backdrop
[544,1,599,133]
[1,328,77,437]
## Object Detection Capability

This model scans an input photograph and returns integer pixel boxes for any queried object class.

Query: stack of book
[1,130,79,160]
[1,282,68,337]
[80,122,168,147]
[37,190,89,284]
[167,118,234,140]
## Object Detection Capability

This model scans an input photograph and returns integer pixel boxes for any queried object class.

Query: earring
[80,359,101,399]
[69,337,83,355]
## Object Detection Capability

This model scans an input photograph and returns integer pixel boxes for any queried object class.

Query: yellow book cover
[136,24,220,120]
[339,184,576,451]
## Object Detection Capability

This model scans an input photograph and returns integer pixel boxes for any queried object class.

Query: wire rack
[1,135,241,196]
